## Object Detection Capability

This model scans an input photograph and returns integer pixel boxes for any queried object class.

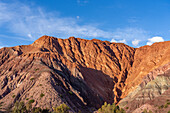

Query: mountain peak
[32,35,57,48]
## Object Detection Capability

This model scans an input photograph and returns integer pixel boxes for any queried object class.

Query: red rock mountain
[0,35,169,112]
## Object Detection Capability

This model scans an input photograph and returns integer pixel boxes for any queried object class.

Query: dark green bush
[59,94,63,98]
[98,102,125,113]
[12,95,15,98]
[40,93,45,98]
[68,91,73,95]
[29,99,35,104]
[53,103,70,113]
[30,78,34,81]
[12,101,26,113]
[35,68,39,71]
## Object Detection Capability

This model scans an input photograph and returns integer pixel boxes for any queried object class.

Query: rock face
[0,35,169,112]
[119,63,170,113]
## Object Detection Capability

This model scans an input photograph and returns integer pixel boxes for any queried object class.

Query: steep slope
[119,63,170,112]
[0,35,169,112]
[122,42,170,98]
[0,36,135,112]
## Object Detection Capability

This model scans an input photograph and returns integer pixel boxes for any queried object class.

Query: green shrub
[167,102,170,105]
[68,91,73,95]
[40,93,45,98]
[164,103,168,108]
[28,99,35,104]
[59,94,63,98]
[148,110,153,113]
[32,107,42,113]
[12,95,15,98]
[0,102,3,109]
[143,109,153,113]
[158,105,164,109]
[53,103,70,113]
[30,78,34,81]
[35,68,39,71]
[26,98,29,100]
[26,102,32,112]
[98,102,125,113]
[12,101,26,113]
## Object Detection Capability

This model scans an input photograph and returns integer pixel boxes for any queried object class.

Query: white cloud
[0,1,151,47]
[132,39,140,46]
[112,28,148,40]
[110,28,149,46]
[146,36,164,45]
[119,39,126,43]
[76,16,80,19]
[111,39,117,43]
[0,1,114,41]
[110,39,126,43]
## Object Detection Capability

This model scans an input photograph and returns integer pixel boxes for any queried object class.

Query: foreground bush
[12,101,27,113]
[98,102,125,113]
[12,101,50,113]
[52,103,70,113]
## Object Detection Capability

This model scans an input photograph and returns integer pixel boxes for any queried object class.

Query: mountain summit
[0,36,170,112]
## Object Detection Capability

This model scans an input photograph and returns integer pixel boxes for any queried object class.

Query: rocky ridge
[0,35,170,112]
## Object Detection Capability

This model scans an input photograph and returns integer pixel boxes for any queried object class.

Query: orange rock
[0,36,169,112]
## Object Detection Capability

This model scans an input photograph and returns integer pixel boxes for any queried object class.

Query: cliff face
[0,35,169,112]
[119,63,170,113]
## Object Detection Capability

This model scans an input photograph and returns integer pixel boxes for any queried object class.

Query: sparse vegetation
[167,102,170,105]
[158,105,164,109]
[158,101,170,109]
[12,101,50,113]
[142,109,153,113]
[59,94,63,98]
[29,99,35,104]
[53,103,70,113]
[68,91,73,95]
[12,95,15,98]
[164,103,168,108]
[35,68,39,71]
[40,93,45,98]
[39,84,42,86]
[0,102,3,110]
[12,101,27,113]
[30,78,34,81]
[98,102,125,113]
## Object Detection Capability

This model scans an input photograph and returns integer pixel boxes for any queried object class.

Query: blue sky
[0,0,170,48]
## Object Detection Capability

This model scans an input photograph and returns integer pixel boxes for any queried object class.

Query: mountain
[0,35,169,112]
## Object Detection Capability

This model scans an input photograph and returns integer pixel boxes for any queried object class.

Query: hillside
[0,35,169,112]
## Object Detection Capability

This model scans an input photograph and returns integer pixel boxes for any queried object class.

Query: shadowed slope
[0,35,169,112]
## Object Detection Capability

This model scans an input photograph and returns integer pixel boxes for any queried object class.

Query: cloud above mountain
[132,39,140,46]
[0,1,166,47]
[147,36,164,45]
[0,1,113,41]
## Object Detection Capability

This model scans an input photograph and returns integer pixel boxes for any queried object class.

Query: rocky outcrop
[119,63,170,113]
[0,36,136,112]
[0,35,169,112]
